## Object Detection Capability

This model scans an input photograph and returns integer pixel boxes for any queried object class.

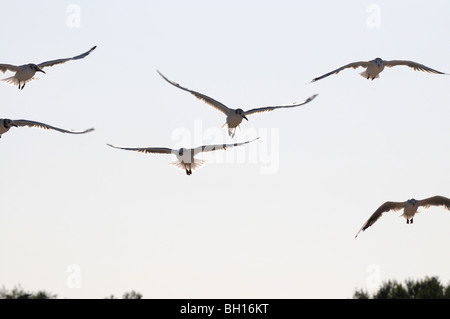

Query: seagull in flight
[157,70,318,138]
[0,118,94,138]
[107,138,259,176]
[355,195,450,237]
[0,46,97,89]
[311,58,448,82]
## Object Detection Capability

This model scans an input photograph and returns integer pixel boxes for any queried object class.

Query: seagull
[311,58,448,82]
[157,70,318,138]
[0,46,97,89]
[0,118,94,138]
[107,138,259,175]
[355,195,450,237]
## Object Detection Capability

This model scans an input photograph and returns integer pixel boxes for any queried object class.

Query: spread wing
[0,64,20,73]
[244,94,318,116]
[355,201,406,238]
[193,138,259,155]
[418,196,450,210]
[13,119,94,134]
[157,70,231,115]
[107,144,175,155]
[37,46,97,69]
[384,60,447,74]
[311,61,370,82]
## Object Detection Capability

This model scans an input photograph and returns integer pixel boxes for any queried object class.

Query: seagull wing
[311,61,370,82]
[157,70,231,115]
[13,119,94,134]
[0,64,20,73]
[193,138,259,155]
[107,144,175,155]
[244,94,318,116]
[384,60,447,74]
[37,46,97,69]
[355,201,406,237]
[417,196,450,210]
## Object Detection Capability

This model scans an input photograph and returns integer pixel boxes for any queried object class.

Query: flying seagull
[0,46,97,89]
[157,70,318,138]
[0,118,94,138]
[107,138,259,175]
[311,58,448,82]
[355,195,450,237]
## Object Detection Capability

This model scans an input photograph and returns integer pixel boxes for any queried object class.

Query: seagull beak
[11,121,18,127]
[243,115,248,121]
[37,68,45,74]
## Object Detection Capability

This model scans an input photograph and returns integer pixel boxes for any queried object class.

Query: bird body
[0,46,96,89]
[311,57,447,82]
[157,70,317,137]
[355,196,450,237]
[2,64,42,88]
[107,138,259,175]
[358,58,385,80]
[0,119,17,136]
[0,118,94,138]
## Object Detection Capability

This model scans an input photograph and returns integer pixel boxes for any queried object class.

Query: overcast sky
[1,0,450,299]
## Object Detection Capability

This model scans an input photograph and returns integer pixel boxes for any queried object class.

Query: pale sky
[1,0,450,299]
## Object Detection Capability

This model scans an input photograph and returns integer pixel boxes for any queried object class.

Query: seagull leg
[410,218,414,224]
[406,219,410,224]
[185,163,192,175]
[18,81,21,90]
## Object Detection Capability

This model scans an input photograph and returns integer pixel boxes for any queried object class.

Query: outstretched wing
[193,138,259,155]
[418,196,450,210]
[384,60,447,74]
[311,61,370,82]
[37,46,97,69]
[13,119,94,134]
[0,64,20,73]
[355,201,406,238]
[244,94,318,116]
[107,144,175,155]
[157,70,231,115]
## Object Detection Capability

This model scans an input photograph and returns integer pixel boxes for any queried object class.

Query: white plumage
[157,70,317,138]
[355,196,450,237]
[311,57,447,82]
[0,46,96,89]
[107,138,259,175]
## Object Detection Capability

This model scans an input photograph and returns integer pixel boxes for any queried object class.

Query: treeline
[0,285,142,299]
[353,276,450,299]
[3,276,450,299]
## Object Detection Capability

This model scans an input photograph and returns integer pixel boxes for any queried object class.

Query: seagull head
[29,64,45,74]
[236,109,248,121]
[178,148,185,156]
[374,58,383,68]
[3,119,17,128]
[408,198,418,206]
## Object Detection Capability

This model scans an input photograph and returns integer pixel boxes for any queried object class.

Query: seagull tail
[170,160,207,172]
[2,76,36,87]
[190,160,206,172]
[359,70,379,80]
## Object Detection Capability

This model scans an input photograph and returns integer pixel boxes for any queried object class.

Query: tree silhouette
[0,285,56,299]
[1,285,143,299]
[353,276,450,299]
